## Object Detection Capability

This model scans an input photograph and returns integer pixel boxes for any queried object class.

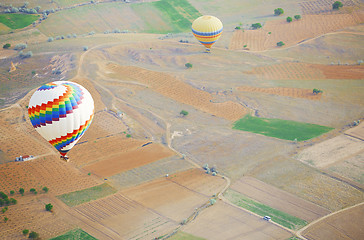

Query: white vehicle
[263,216,271,221]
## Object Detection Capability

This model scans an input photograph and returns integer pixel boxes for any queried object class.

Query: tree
[333,1,343,10]
[185,63,192,68]
[286,17,292,22]
[30,188,36,193]
[4,217,8,223]
[28,231,39,239]
[0,192,7,199]
[2,207,8,213]
[83,46,88,51]
[48,37,54,42]
[10,190,14,195]
[274,8,284,16]
[180,110,189,117]
[277,41,285,47]
[42,187,49,193]
[10,198,17,205]
[251,23,262,29]
[45,203,53,212]
[294,15,301,20]
[14,43,27,50]
[19,51,33,59]
[3,43,11,49]
[0,199,3,207]
[23,229,29,236]
[19,188,24,195]
[313,88,323,94]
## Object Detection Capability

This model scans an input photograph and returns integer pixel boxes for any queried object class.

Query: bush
[235,26,241,30]
[251,23,262,29]
[4,217,8,223]
[185,63,192,68]
[23,229,29,236]
[45,203,53,212]
[313,88,323,94]
[42,187,49,193]
[203,163,209,170]
[277,41,285,47]
[83,46,88,51]
[3,43,11,49]
[274,8,284,16]
[14,43,27,50]
[210,199,216,205]
[10,198,17,205]
[333,1,343,10]
[126,134,131,138]
[30,188,36,193]
[19,188,24,196]
[28,231,39,239]
[48,37,54,42]
[294,15,301,20]
[113,28,121,33]
[286,17,292,22]
[73,33,77,38]
[180,110,189,116]
[10,190,14,195]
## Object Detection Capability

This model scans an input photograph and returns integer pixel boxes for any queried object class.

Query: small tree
[274,8,284,16]
[286,17,292,22]
[45,203,53,212]
[42,187,49,193]
[277,41,285,47]
[3,43,11,49]
[294,15,301,20]
[14,43,27,50]
[23,229,29,236]
[180,110,189,117]
[10,198,17,205]
[19,188,24,196]
[28,231,39,239]
[10,190,14,195]
[185,63,192,68]
[313,88,323,95]
[210,199,216,205]
[83,46,88,51]
[48,37,54,42]
[30,188,36,193]
[251,23,262,29]
[333,1,343,10]
[2,207,8,213]
[4,217,8,223]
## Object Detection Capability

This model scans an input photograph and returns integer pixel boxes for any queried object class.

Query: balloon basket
[204,48,211,53]
[60,156,69,162]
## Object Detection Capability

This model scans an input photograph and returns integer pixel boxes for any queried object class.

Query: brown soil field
[299,0,363,15]
[72,192,178,240]
[302,203,364,240]
[245,62,364,80]
[0,195,73,240]
[230,11,364,51]
[237,86,322,100]
[105,63,247,121]
[345,121,364,140]
[182,201,293,240]
[83,142,175,177]
[230,176,330,222]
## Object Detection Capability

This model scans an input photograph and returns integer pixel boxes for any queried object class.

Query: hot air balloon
[28,81,94,162]
[191,15,223,52]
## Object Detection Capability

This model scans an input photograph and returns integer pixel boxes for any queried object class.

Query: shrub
[30,188,36,193]
[4,217,8,223]
[42,187,49,193]
[313,88,323,94]
[19,188,24,196]
[286,17,292,22]
[126,134,131,138]
[83,46,88,51]
[277,41,285,47]
[274,8,284,16]
[14,43,27,50]
[235,26,241,30]
[203,163,209,170]
[3,43,11,49]
[180,110,189,116]
[294,15,301,20]
[210,199,216,205]
[0,199,4,206]
[28,231,39,239]
[251,23,262,29]
[0,192,8,199]
[88,31,95,35]
[23,229,29,236]
[185,63,192,68]
[45,203,53,212]
[10,198,17,205]
[2,207,7,213]
[10,190,14,195]
[113,28,121,33]
[48,37,54,42]
[333,1,343,10]
[73,33,77,38]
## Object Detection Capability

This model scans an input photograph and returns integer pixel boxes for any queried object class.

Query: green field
[169,231,206,240]
[0,14,39,30]
[224,189,307,230]
[49,228,98,240]
[57,183,116,207]
[37,0,201,35]
[233,115,334,141]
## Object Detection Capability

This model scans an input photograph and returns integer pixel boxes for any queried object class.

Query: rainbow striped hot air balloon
[191,15,223,52]
[28,81,94,161]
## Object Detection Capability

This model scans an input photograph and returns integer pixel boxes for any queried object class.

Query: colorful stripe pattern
[49,114,93,156]
[192,15,223,49]
[28,83,84,128]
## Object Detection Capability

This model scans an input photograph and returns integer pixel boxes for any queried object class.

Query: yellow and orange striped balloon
[192,15,223,51]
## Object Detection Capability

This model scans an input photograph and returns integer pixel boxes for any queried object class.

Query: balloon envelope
[28,81,94,156]
[191,15,223,50]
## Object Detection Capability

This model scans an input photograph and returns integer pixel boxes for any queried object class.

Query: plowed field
[237,86,322,100]
[302,203,364,240]
[105,63,247,121]
[82,142,175,177]
[230,177,330,222]
[345,122,364,140]
[230,11,364,51]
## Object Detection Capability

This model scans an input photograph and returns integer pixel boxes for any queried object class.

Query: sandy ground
[345,121,364,140]
[230,177,330,222]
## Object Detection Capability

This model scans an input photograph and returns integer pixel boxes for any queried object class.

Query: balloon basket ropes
[60,156,70,162]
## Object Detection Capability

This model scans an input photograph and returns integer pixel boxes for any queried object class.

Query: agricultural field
[230,177,330,222]
[224,189,307,230]
[0,14,39,30]
[233,115,334,141]
[0,0,364,239]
